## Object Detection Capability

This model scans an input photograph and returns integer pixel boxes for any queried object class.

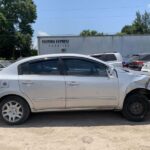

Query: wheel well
[0,94,31,110]
[125,88,150,101]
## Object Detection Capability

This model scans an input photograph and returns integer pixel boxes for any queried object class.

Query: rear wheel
[0,96,30,125]
[122,94,149,122]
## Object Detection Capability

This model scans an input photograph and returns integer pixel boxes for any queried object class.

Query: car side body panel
[0,75,35,110]
[64,75,119,108]
[18,75,66,110]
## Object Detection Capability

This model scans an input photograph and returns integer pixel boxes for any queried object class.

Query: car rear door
[18,57,66,110]
[62,57,119,108]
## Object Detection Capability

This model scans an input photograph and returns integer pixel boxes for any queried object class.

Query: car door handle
[68,81,79,86]
[22,81,34,85]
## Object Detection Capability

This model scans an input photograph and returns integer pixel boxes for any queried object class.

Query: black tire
[0,96,30,125]
[122,94,149,122]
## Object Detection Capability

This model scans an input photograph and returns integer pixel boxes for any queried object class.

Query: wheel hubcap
[129,102,144,115]
[2,101,23,123]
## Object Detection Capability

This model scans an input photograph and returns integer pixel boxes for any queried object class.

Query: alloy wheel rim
[2,101,23,123]
[129,102,144,115]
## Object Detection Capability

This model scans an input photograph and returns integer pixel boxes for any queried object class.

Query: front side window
[19,58,60,75]
[92,55,106,61]
[63,58,108,77]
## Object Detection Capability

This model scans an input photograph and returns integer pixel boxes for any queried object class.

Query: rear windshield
[92,54,117,61]
[130,54,150,61]
[128,55,140,61]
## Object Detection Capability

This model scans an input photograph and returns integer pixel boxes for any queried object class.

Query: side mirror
[107,67,117,78]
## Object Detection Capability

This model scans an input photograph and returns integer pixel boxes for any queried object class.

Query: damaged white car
[0,54,150,125]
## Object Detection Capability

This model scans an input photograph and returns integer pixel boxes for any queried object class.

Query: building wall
[38,35,150,57]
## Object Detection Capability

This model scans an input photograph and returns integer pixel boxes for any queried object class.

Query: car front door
[18,57,66,110]
[62,57,119,108]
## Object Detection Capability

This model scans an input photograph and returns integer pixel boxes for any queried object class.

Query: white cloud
[148,4,150,9]
[38,31,49,36]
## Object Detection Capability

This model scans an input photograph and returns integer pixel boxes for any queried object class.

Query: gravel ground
[0,111,150,150]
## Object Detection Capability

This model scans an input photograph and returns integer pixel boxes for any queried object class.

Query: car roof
[16,53,108,64]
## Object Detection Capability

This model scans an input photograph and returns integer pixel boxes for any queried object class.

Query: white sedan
[0,53,150,125]
[142,62,150,73]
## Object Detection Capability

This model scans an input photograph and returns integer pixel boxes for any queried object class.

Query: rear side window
[18,58,60,75]
[63,58,108,77]
[92,55,106,61]
[92,54,117,61]
[19,63,29,74]
[105,54,117,61]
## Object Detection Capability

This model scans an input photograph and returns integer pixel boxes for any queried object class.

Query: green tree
[121,25,133,34]
[30,49,38,56]
[80,30,103,36]
[0,0,37,59]
[121,11,150,35]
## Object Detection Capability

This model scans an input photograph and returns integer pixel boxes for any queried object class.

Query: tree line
[80,11,150,36]
[0,0,37,59]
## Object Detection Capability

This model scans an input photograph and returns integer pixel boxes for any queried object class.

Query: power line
[39,5,147,12]
[0,5,148,15]
[0,14,136,21]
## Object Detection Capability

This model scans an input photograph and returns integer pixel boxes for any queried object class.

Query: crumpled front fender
[126,76,150,95]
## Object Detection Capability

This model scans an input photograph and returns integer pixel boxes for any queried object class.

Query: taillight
[122,62,128,67]
[133,61,144,66]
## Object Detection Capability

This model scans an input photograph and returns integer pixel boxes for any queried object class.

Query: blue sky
[33,0,150,47]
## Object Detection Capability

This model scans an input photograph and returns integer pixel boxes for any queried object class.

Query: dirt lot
[0,111,150,150]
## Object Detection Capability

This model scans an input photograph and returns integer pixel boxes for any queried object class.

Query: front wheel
[122,94,149,122]
[0,96,30,125]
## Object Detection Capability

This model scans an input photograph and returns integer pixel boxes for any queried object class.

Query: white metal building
[38,35,150,57]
